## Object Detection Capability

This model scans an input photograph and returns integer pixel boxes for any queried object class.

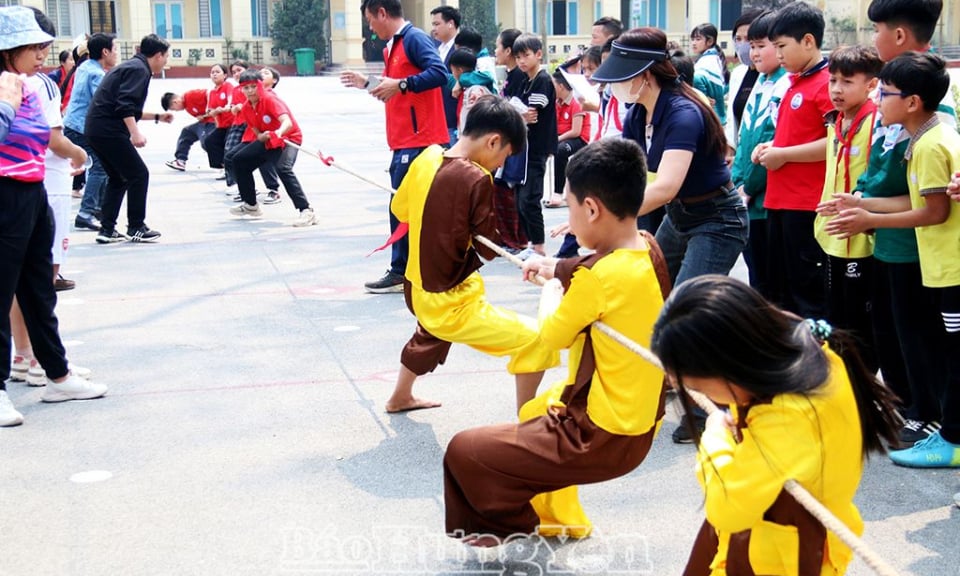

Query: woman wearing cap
[592,28,748,444]
[592,28,748,287]
[0,5,108,427]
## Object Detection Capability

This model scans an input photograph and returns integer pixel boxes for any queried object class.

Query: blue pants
[387,147,427,276]
[656,189,748,287]
[64,127,107,221]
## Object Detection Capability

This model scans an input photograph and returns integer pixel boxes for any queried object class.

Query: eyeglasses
[878,89,910,101]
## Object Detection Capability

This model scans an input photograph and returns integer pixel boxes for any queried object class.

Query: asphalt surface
[2,76,958,576]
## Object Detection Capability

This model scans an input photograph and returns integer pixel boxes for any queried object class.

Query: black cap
[592,41,667,83]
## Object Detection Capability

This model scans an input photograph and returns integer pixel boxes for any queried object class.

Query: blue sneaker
[888,431,960,468]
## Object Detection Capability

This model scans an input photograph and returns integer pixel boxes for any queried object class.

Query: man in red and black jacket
[161,88,214,171]
[341,0,448,294]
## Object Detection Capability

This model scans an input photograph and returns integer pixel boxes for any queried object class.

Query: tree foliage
[458,0,500,54]
[271,0,329,60]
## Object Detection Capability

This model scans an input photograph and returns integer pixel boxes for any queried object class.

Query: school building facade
[6,0,957,69]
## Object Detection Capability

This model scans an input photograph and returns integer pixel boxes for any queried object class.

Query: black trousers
[553,138,586,196]
[765,209,827,318]
[933,286,960,443]
[174,121,215,162]
[516,154,547,245]
[0,179,68,387]
[88,134,150,231]
[743,216,771,300]
[873,260,944,422]
[203,126,229,168]
[826,255,876,372]
[226,140,309,210]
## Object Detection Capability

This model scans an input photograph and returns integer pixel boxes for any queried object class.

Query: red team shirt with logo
[763,62,833,211]
[240,92,303,148]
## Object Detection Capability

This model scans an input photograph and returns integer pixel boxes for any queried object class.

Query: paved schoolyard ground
[2,76,958,576]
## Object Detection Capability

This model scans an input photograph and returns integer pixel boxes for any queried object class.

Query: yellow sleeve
[539,267,603,351]
[390,170,411,223]
[917,140,954,196]
[696,401,822,534]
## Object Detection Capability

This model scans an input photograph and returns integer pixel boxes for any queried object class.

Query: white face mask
[611,77,642,104]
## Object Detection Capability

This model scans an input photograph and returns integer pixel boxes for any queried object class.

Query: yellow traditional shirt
[697,346,864,575]
[538,246,664,436]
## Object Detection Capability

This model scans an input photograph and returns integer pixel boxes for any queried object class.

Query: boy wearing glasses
[818,0,956,453]
[822,52,960,469]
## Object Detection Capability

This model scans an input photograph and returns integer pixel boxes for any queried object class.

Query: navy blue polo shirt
[622,89,731,200]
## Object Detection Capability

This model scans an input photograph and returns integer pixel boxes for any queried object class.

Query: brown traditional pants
[443,334,666,539]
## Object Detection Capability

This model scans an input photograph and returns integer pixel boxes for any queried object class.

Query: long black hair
[617,27,728,159]
[651,275,900,457]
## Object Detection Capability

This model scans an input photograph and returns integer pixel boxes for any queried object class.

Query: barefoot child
[387,96,559,413]
[444,138,667,545]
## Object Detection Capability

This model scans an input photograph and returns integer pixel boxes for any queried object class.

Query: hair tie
[805,319,833,342]
[674,75,684,86]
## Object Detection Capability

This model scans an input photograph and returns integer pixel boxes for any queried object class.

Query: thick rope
[473,233,901,576]
[283,140,394,193]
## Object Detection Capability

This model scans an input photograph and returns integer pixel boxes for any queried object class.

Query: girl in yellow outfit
[651,275,900,576]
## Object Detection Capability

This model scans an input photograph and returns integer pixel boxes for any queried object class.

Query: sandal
[543,194,567,208]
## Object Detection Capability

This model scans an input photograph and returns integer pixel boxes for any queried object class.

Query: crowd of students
[340,0,960,572]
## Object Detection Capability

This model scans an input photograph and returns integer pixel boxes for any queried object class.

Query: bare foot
[462,534,501,547]
[385,396,442,413]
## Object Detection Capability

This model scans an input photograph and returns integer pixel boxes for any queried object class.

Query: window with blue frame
[633,0,666,29]
[250,0,269,36]
[534,1,579,34]
[199,0,222,37]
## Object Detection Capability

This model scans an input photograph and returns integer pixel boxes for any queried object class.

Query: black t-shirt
[500,67,526,99]
[733,68,760,127]
[518,68,557,156]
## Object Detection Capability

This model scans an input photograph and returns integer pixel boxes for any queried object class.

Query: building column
[226,0,253,40]
[332,0,366,66]
[127,0,154,41]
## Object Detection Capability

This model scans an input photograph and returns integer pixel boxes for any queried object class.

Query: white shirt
[438,37,455,63]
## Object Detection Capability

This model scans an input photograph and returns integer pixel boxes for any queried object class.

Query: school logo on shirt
[263,115,272,124]
[563,112,570,120]
[790,93,803,109]
[220,93,226,100]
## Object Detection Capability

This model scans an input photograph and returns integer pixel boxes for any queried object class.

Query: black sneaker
[671,415,707,444]
[74,215,101,231]
[127,225,161,243]
[96,228,128,244]
[364,270,404,294]
[898,419,940,448]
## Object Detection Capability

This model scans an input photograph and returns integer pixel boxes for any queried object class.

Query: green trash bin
[293,48,316,76]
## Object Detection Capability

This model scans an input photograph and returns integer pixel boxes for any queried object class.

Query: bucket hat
[0,6,55,52]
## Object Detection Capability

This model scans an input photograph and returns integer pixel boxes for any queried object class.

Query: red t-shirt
[230,84,247,126]
[209,81,234,128]
[182,88,211,122]
[240,92,302,149]
[556,98,591,143]
[764,60,832,211]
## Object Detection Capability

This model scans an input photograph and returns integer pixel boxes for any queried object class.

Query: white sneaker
[41,374,108,403]
[224,184,237,196]
[38,363,92,384]
[293,208,318,227]
[10,354,30,381]
[229,202,263,218]
[0,390,24,426]
[26,359,46,386]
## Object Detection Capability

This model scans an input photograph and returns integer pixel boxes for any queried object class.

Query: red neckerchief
[831,100,877,256]
[602,94,622,135]
[832,100,877,195]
